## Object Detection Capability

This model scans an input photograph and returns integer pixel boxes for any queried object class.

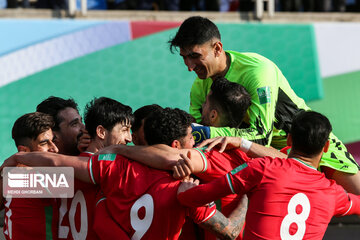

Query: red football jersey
[195,148,250,240]
[196,148,250,216]
[226,157,357,239]
[3,197,55,240]
[88,153,216,240]
[93,192,130,239]
[55,152,99,240]
[178,157,360,239]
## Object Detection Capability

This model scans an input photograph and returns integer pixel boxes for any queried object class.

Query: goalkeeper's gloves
[191,123,210,144]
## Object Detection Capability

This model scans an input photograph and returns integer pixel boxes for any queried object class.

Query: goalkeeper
[168,16,360,194]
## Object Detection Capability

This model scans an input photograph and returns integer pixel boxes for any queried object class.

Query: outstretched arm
[198,136,286,158]
[1,152,91,183]
[98,144,205,174]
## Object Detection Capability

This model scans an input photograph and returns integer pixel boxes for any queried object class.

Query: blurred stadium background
[1,5,360,239]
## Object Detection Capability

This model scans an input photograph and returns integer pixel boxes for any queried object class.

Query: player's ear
[96,125,106,140]
[210,109,218,126]
[17,145,30,152]
[213,41,223,57]
[286,134,293,147]
[323,140,330,153]
[171,140,182,149]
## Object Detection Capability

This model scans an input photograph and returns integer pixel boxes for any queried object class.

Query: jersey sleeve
[186,202,217,224]
[3,198,52,240]
[209,61,280,146]
[332,183,360,217]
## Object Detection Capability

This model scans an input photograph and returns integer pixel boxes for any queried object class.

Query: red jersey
[195,148,250,216]
[88,153,216,240]
[93,193,130,239]
[179,157,360,240]
[56,152,99,240]
[3,197,55,240]
[195,148,250,240]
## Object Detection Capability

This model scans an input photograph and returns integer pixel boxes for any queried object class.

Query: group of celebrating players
[2,16,360,240]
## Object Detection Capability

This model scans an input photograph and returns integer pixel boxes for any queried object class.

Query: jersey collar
[289,158,317,171]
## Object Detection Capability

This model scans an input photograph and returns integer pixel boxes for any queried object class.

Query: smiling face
[28,128,58,153]
[55,107,85,155]
[105,122,132,146]
[180,40,222,80]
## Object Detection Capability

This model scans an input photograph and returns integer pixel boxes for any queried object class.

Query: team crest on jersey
[98,154,117,161]
[257,86,271,104]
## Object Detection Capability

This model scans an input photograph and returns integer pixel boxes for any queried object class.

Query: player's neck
[288,151,321,169]
[86,140,104,154]
[211,52,230,80]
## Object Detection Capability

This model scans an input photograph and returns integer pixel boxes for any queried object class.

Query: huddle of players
[4,78,360,240]
[3,83,251,240]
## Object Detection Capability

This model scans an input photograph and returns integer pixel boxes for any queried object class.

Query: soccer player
[177,111,360,240]
[81,96,133,239]
[37,96,86,156]
[168,16,360,194]
[38,96,133,239]
[199,77,251,130]
[4,112,58,240]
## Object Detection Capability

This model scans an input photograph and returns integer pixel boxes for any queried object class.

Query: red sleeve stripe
[226,173,236,194]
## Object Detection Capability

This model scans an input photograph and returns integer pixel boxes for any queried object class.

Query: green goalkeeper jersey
[190,51,310,147]
[190,50,359,174]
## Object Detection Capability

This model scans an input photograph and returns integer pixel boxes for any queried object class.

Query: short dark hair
[144,108,194,146]
[36,96,79,131]
[168,16,221,53]
[290,111,332,156]
[84,97,134,138]
[209,77,251,128]
[12,112,55,147]
[132,104,163,132]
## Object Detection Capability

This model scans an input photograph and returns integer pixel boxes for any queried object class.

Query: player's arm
[199,194,248,240]
[98,144,205,174]
[198,136,287,158]
[177,176,234,207]
[342,193,360,215]
[1,152,91,183]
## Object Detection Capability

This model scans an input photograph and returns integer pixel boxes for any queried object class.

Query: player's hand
[177,177,200,195]
[172,152,194,179]
[198,136,242,153]
[191,123,210,145]
[77,129,91,153]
